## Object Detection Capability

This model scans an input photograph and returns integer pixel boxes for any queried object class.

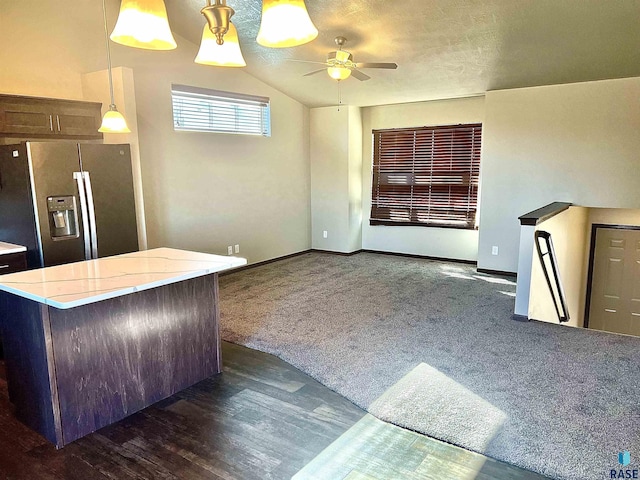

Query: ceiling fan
[294,36,398,81]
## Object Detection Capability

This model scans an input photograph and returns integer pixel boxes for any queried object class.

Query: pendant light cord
[102,0,116,107]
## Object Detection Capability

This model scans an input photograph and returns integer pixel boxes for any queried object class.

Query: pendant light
[195,22,246,67]
[201,0,234,45]
[110,0,177,50]
[256,0,318,48]
[99,0,130,134]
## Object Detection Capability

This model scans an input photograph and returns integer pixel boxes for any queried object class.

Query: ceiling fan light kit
[298,36,397,83]
[195,22,246,67]
[256,0,318,48]
[327,67,351,81]
[326,47,354,80]
[110,0,177,50]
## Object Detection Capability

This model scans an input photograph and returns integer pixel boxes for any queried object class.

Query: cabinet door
[54,102,103,137]
[0,95,103,139]
[0,98,55,136]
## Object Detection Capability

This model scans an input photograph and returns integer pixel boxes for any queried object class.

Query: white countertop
[0,247,246,309]
[0,241,27,255]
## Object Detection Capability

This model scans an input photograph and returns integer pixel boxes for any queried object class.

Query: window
[171,84,271,136]
[370,123,482,229]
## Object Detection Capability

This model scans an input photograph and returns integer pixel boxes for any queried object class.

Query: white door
[588,227,640,336]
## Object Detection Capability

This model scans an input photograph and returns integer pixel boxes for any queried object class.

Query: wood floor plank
[25,446,113,480]
[0,341,548,480]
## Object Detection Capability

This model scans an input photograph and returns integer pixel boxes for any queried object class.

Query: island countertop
[0,247,246,309]
[0,241,27,255]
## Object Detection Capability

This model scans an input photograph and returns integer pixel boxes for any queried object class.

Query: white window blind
[370,123,482,229]
[171,84,271,136]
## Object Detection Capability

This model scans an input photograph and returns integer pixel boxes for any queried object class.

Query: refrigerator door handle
[82,172,99,259]
[73,172,92,260]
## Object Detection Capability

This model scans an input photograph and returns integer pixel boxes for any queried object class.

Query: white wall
[348,106,363,252]
[587,208,640,229]
[1,1,312,265]
[130,36,311,263]
[479,77,640,273]
[0,0,101,99]
[310,106,362,253]
[361,97,485,261]
[528,207,589,327]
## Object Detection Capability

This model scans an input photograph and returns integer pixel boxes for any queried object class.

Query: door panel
[27,142,87,266]
[603,257,623,299]
[588,227,640,336]
[79,144,138,258]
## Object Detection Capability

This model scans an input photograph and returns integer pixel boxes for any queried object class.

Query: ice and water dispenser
[47,196,79,240]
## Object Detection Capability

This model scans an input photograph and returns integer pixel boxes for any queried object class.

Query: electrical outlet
[227,245,233,255]
[234,244,239,254]
[491,246,499,256]
[323,230,328,239]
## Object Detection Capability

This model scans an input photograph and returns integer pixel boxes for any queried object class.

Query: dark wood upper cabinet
[0,94,103,140]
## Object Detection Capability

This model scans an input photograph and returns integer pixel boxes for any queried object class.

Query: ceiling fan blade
[289,59,328,66]
[304,69,326,77]
[350,69,371,81]
[355,62,398,69]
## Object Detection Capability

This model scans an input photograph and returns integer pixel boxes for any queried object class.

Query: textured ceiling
[165,0,640,108]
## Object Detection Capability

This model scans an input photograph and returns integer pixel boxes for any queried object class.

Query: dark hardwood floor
[0,342,363,480]
[0,342,547,480]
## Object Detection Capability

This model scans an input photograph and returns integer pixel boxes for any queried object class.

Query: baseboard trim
[361,249,477,266]
[222,249,515,276]
[477,268,517,278]
[310,249,363,256]
[511,314,529,322]
[219,249,312,276]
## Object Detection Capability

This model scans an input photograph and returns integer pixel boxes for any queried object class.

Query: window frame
[369,123,482,230]
[171,84,271,137]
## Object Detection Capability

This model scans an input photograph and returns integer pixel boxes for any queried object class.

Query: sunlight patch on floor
[293,414,490,480]
[442,271,477,280]
[369,363,507,452]
[473,275,516,286]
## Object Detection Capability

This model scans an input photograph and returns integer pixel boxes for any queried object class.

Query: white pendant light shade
[110,0,177,50]
[99,105,131,133]
[327,67,351,81]
[256,0,318,48]
[195,22,246,67]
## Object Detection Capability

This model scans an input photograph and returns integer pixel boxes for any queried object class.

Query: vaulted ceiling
[166,0,639,108]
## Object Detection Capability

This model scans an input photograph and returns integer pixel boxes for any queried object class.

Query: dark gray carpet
[218,252,640,480]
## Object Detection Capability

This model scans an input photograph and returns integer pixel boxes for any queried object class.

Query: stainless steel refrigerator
[0,142,139,269]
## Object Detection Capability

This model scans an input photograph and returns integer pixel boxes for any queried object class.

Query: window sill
[369,220,478,230]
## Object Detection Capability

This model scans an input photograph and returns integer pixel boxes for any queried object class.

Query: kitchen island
[0,247,246,447]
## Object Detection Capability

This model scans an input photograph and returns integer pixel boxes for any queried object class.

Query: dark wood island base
[1,273,222,448]
[0,248,245,446]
